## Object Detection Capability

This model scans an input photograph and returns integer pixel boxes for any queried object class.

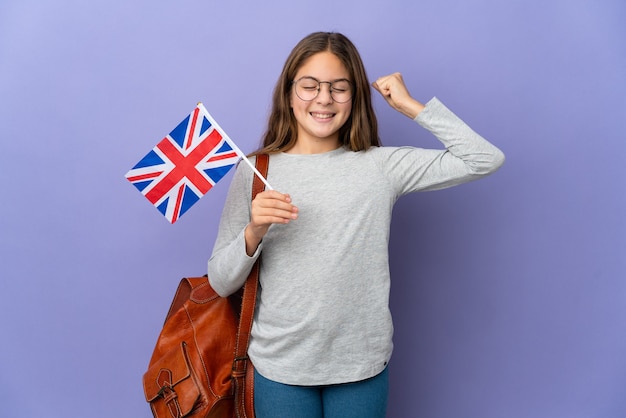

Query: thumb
[371,80,389,97]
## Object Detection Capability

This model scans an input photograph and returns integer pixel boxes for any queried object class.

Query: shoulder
[362,145,424,163]
[229,158,256,196]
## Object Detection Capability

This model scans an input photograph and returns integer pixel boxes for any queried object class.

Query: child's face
[290,51,352,152]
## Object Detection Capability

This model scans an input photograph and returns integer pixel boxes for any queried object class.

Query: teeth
[311,113,333,119]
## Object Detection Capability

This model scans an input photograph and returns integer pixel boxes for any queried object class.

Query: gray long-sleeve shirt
[208,97,505,385]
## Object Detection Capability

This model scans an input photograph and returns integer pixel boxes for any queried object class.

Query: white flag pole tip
[196,103,273,191]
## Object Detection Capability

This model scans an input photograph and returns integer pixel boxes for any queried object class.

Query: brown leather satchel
[143,154,268,418]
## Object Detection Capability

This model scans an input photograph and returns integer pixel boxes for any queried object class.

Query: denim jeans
[253,367,388,418]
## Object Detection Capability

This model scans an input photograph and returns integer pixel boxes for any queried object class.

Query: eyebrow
[298,76,352,83]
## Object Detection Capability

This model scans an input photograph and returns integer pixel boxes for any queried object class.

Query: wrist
[244,223,264,256]
[400,98,425,119]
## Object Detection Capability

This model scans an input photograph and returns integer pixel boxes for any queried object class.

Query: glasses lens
[295,77,320,101]
[330,80,352,103]
[294,77,352,103]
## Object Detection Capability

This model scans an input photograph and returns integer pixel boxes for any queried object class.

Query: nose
[316,82,333,104]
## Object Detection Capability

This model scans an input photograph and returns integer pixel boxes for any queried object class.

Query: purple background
[1,1,624,417]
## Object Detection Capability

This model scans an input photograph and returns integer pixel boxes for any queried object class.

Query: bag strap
[236,153,268,353]
[251,154,269,203]
[232,154,268,416]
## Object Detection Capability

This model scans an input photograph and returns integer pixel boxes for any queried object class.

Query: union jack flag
[125,104,242,223]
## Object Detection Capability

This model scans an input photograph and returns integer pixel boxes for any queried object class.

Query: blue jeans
[253,367,388,418]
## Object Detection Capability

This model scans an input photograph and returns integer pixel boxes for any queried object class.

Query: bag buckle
[232,356,249,378]
[156,369,183,418]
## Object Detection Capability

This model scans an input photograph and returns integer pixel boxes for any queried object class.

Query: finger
[254,203,298,219]
[372,76,397,98]
[251,193,298,225]
[375,72,404,88]
[254,192,296,212]
[372,78,388,94]
[251,208,297,226]
[257,190,292,203]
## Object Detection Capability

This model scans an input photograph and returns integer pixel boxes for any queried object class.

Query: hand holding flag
[125,103,272,223]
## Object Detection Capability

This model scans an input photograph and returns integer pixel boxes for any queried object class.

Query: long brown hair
[252,32,380,155]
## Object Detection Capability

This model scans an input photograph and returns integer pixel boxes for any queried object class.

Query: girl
[208,31,504,418]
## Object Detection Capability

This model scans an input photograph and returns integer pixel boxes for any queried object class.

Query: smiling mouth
[310,112,335,119]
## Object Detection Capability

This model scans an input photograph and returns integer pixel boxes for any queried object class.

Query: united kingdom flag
[125,104,242,223]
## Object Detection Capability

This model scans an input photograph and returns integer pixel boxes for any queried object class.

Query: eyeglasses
[292,76,353,103]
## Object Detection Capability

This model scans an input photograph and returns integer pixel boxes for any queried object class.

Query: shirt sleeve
[207,161,261,296]
[376,97,505,196]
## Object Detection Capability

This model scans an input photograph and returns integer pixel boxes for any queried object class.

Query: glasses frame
[292,76,353,104]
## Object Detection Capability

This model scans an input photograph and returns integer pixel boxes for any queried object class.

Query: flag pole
[197,103,274,191]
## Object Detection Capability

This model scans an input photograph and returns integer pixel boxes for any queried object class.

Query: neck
[285,137,341,155]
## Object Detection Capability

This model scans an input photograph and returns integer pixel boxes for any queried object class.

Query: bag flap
[143,341,195,402]
[190,279,220,303]
[164,277,213,321]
